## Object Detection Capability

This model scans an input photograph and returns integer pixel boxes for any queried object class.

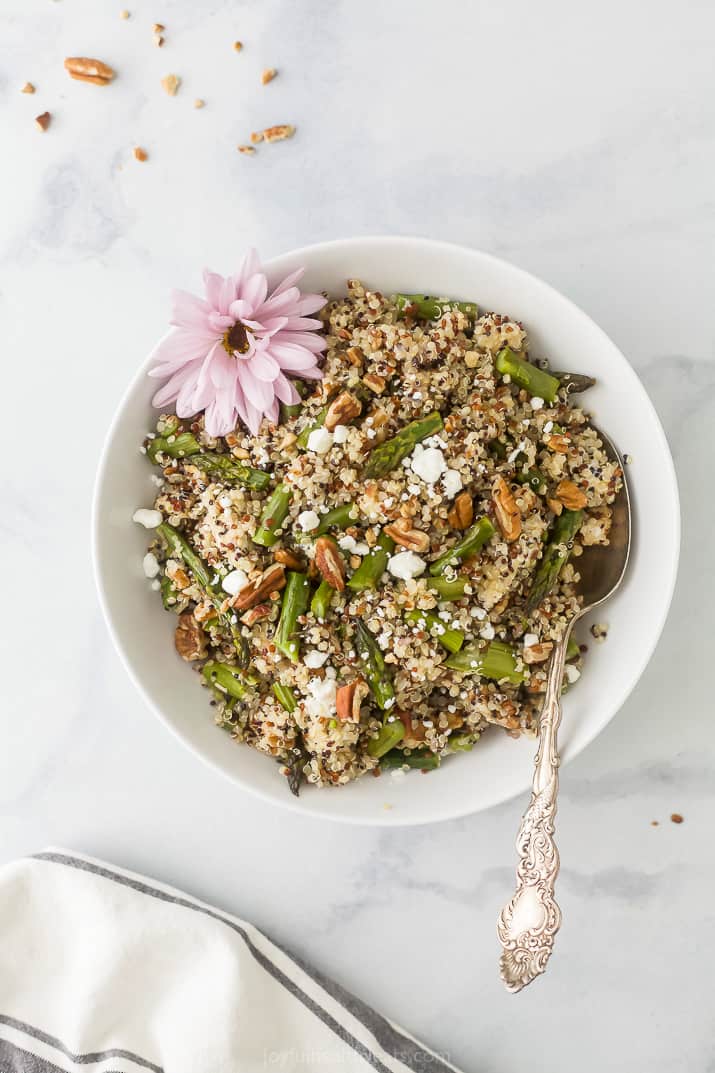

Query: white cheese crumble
[304,676,337,719]
[222,569,249,596]
[479,622,496,641]
[332,424,349,444]
[387,550,427,580]
[442,468,463,498]
[132,508,162,529]
[530,396,545,410]
[142,552,160,579]
[523,632,539,647]
[306,427,334,454]
[410,444,447,484]
[297,510,320,532]
[564,664,581,684]
[338,535,370,556]
[304,650,329,669]
[543,420,554,434]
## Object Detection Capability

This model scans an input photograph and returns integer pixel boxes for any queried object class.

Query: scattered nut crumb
[153,22,165,32]
[193,98,205,109]
[650,820,659,826]
[250,131,263,144]
[161,73,180,96]
[119,9,130,18]
[263,124,295,143]
[233,40,243,52]
[153,33,164,47]
[590,622,608,643]
[261,67,277,85]
[64,57,115,86]
[670,813,684,824]
[21,82,36,94]
[133,146,148,161]
[35,111,51,131]
[238,144,256,155]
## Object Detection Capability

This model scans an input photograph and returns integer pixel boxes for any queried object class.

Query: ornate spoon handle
[496,626,572,992]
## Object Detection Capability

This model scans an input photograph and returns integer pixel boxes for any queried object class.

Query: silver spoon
[497,426,631,993]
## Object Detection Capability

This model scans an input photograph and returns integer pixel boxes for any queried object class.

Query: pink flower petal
[237,248,262,290]
[273,373,301,405]
[240,272,268,313]
[253,287,301,319]
[274,330,327,354]
[238,364,275,411]
[248,351,280,382]
[270,266,305,297]
[292,293,327,316]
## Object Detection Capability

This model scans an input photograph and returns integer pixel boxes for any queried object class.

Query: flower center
[224,320,251,356]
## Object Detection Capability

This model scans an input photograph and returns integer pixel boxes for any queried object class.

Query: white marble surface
[1,1,714,1069]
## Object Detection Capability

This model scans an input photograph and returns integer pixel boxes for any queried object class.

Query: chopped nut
[447,491,473,530]
[336,679,369,722]
[263,124,295,143]
[161,73,180,96]
[34,111,51,131]
[250,131,264,144]
[193,98,205,109]
[174,611,207,661]
[193,601,216,624]
[119,10,130,18]
[232,564,286,610]
[133,146,148,162]
[523,642,553,664]
[492,476,521,542]
[153,33,164,47]
[233,40,243,52]
[363,372,386,395]
[21,82,36,94]
[670,813,684,824]
[274,547,305,571]
[64,57,115,85]
[544,432,571,453]
[325,391,362,431]
[314,536,346,591]
[240,603,271,626]
[555,479,587,510]
[238,144,256,155]
[261,67,277,85]
[153,22,165,32]
[346,346,364,367]
[384,518,430,553]
[547,497,563,516]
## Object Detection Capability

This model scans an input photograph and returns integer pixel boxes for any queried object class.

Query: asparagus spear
[380,748,441,771]
[310,579,333,620]
[449,733,477,752]
[495,347,561,403]
[367,719,405,759]
[444,640,525,684]
[395,293,478,323]
[551,372,596,396]
[314,503,358,536]
[272,682,298,712]
[187,453,271,491]
[346,531,394,592]
[202,661,253,700]
[515,465,547,492]
[274,571,310,662]
[404,609,464,654]
[428,516,495,576]
[160,573,179,610]
[364,412,444,479]
[427,576,469,600]
[353,620,395,711]
[253,483,292,548]
[296,406,329,450]
[526,508,584,611]
[284,747,307,796]
[147,432,201,462]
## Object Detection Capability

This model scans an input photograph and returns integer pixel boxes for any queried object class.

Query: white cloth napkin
[0,851,460,1073]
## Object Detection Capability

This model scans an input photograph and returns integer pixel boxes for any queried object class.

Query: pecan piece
[240,603,272,626]
[544,432,571,453]
[384,518,430,553]
[232,564,286,610]
[161,73,180,96]
[274,547,306,571]
[64,57,115,85]
[314,536,346,591]
[346,346,364,367]
[447,491,473,530]
[193,601,216,624]
[523,641,554,664]
[34,111,51,131]
[325,391,362,432]
[174,610,207,661]
[336,679,369,722]
[554,479,587,510]
[263,124,295,143]
[363,372,386,394]
[492,476,521,542]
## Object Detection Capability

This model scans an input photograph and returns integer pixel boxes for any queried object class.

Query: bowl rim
[92,235,681,826]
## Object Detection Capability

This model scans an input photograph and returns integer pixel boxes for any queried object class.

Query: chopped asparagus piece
[364,412,444,479]
[495,347,560,403]
[187,453,271,490]
[310,579,333,620]
[314,503,358,536]
[527,509,584,611]
[296,406,328,450]
[404,609,464,654]
[380,748,441,770]
[347,531,394,592]
[427,577,469,600]
[202,661,252,700]
[147,431,201,462]
[449,733,477,752]
[353,620,395,711]
[444,640,525,684]
[367,720,405,759]
[274,571,310,662]
[428,516,495,576]
[395,293,478,323]
[551,372,597,395]
[566,634,580,662]
[272,682,298,712]
[253,483,292,548]
[160,573,179,610]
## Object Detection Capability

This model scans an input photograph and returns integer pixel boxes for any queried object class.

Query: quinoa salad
[136,281,623,794]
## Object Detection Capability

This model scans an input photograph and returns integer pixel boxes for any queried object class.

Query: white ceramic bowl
[93,237,679,825]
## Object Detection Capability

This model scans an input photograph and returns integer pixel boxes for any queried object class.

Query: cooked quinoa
[138,280,622,793]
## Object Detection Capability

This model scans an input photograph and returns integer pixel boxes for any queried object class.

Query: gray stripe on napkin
[0,1015,160,1073]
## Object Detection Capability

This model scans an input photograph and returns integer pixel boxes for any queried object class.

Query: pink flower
[148,250,327,436]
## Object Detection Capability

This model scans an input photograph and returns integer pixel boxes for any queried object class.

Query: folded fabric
[0,851,460,1073]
